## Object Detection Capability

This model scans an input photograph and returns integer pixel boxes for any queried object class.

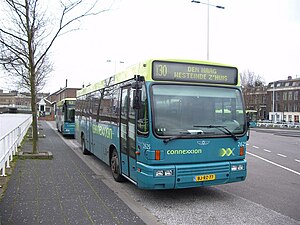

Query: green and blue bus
[246,110,258,128]
[75,59,248,189]
[56,98,76,136]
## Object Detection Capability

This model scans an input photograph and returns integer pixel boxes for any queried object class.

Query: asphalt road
[219,128,300,222]
[56,123,299,225]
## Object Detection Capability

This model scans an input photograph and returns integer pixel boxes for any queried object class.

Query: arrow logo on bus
[219,148,234,157]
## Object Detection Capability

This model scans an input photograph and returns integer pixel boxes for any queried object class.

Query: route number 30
[156,64,168,76]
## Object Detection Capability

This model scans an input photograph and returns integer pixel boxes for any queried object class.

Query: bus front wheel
[81,135,89,155]
[110,149,125,182]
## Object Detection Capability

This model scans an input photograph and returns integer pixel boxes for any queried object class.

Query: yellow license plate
[194,174,216,182]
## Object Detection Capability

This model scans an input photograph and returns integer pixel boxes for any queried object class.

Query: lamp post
[191,0,225,60]
[272,81,276,122]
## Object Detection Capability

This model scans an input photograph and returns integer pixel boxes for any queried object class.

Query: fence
[0,115,32,177]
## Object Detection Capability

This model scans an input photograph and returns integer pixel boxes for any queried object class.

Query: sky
[0,0,300,93]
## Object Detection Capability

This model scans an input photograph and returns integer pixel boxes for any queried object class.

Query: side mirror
[132,75,144,110]
[133,90,142,110]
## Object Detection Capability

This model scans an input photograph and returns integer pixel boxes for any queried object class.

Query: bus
[75,59,248,189]
[246,110,258,128]
[56,98,76,136]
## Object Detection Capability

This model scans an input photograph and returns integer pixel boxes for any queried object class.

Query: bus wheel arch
[109,146,125,182]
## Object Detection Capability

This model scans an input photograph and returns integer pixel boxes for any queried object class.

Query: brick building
[267,77,300,123]
[243,76,300,123]
[242,85,267,120]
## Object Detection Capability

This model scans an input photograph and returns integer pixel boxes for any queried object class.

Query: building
[267,77,300,123]
[55,87,80,102]
[242,85,267,120]
[43,87,81,121]
[0,90,49,113]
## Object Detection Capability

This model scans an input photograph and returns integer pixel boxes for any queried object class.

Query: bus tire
[81,135,89,155]
[110,149,125,182]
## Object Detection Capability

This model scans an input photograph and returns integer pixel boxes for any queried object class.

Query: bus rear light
[239,146,244,156]
[155,150,161,160]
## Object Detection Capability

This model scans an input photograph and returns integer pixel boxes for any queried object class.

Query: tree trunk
[30,77,38,154]
[26,0,38,154]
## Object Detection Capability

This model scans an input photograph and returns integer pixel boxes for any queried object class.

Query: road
[219,128,300,222]
[55,122,299,225]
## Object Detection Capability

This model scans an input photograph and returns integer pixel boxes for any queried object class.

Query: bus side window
[137,85,149,135]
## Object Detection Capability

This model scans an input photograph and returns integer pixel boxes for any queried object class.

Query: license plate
[194,174,216,182]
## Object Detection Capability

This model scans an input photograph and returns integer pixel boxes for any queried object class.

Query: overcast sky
[1,0,299,93]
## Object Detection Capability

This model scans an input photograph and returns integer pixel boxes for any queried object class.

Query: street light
[191,0,225,60]
[106,60,125,74]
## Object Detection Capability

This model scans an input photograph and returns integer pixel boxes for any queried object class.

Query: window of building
[294,91,299,101]
[283,92,287,101]
[275,92,280,101]
[288,92,293,100]
[292,82,300,87]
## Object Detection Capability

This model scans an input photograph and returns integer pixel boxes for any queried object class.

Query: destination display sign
[152,61,238,85]
[66,100,76,105]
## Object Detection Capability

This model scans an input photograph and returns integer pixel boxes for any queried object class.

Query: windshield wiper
[163,131,204,144]
[194,125,239,141]
[163,135,187,144]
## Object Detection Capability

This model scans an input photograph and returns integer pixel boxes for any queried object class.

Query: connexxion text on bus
[75,59,249,190]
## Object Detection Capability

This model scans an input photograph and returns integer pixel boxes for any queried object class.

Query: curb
[17,151,53,159]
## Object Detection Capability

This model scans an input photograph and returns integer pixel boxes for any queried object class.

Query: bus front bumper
[136,160,247,190]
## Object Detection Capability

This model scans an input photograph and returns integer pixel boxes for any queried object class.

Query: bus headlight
[155,170,173,177]
[155,170,164,176]
[231,164,244,171]
[164,170,173,176]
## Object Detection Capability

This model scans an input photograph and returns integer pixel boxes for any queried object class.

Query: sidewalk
[0,121,146,225]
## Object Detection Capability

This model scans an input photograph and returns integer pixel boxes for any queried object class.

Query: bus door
[120,86,137,182]
[85,95,93,152]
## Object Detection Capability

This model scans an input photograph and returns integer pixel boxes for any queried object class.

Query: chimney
[65,79,68,87]
[288,76,292,80]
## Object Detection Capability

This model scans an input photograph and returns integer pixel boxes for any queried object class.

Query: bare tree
[0,0,111,154]
[240,70,265,88]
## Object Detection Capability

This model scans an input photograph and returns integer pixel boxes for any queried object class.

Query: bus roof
[57,98,76,106]
[77,59,239,97]
[246,109,258,113]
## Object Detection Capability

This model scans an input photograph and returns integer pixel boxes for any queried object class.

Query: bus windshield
[65,107,75,123]
[152,84,245,137]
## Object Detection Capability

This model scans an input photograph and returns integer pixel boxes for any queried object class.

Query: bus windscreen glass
[152,85,245,137]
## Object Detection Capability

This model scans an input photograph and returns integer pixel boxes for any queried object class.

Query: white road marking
[253,146,259,149]
[263,149,271,152]
[247,152,300,176]
[277,154,287,158]
[295,159,300,163]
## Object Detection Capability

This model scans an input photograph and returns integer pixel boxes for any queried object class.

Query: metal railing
[0,115,32,176]
[257,122,300,129]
